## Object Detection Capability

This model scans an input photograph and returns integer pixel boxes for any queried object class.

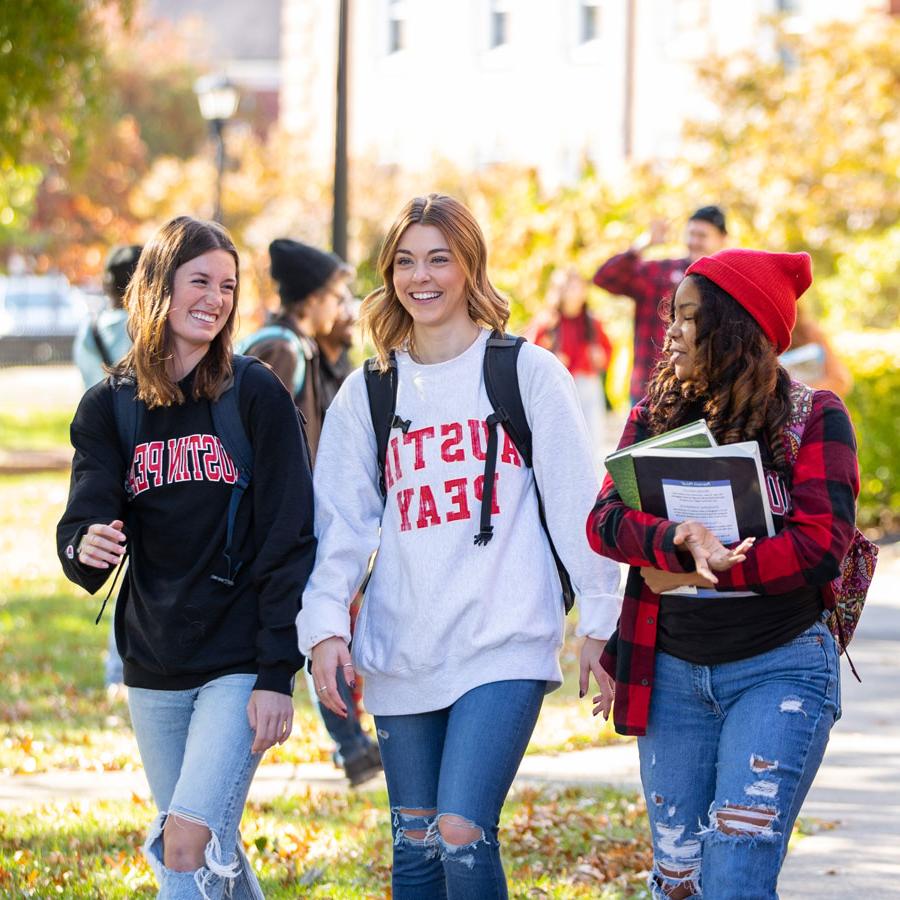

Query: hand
[311,636,355,718]
[648,219,669,246]
[579,637,614,721]
[247,689,294,754]
[589,345,609,372]
[673,521,755,584]
[78,520,127,569]
[639,567,715,595]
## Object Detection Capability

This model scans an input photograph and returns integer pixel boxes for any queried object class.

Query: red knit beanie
[685,249,812,353]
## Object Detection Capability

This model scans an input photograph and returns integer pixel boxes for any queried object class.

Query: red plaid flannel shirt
[593,251,689,402]
[587,391,860,736]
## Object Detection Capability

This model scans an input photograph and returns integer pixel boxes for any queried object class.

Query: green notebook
[604,419,717,510]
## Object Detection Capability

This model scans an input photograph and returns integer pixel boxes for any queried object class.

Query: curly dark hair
[646,274,793,479]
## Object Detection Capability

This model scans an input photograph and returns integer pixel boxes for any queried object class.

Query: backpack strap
[783,380,815,466]
[237,325,308,397]
[481,331,575,613]
[111,375,141,500]
[364,352,402,500]
[91,317,115,367]
[209,355,258,587]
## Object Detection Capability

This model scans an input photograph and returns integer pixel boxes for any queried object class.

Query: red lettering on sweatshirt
[187,435,204,480]
[396,488,415,531]
[131,444,150,495]
[444,477,471,522]
[440,422,465,462]
[145,441,165,488]
[474,473,501,515]
[416,484,442,529]
[468,419,488,461]
[201,435,222,481]
[167,437,191,483]
[500,431,522,467]
[403,426,436,471]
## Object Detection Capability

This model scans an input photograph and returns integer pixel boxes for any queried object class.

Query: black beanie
[103,245,143,304]
[689,205,727,235]
[269,238,341,307]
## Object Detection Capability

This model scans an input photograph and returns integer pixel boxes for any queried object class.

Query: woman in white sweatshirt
[297,194,620,899]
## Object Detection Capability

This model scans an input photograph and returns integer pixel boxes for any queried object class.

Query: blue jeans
[105,611,124,685]
[304,665,374,762]
[638,619,841,900]
[375,679,546,900]
[128,674,264,900]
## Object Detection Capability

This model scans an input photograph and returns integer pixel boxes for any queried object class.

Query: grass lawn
[0,786,654,898]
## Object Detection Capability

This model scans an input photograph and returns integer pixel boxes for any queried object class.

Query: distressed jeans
[638,618,841,900]
[128,674,264,900]
[375,679,546,900]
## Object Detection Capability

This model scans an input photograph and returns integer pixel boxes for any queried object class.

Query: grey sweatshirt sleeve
[295,370,384,655]
[518,342,622,638]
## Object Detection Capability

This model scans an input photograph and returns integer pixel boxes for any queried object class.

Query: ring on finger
[317,685,327,692]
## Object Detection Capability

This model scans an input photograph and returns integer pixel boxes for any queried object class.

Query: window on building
[580,0,601,43]
[388,0,407,54]
[489,0,510,49]
[775,0,800,12]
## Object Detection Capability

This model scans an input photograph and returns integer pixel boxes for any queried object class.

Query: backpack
[364,330,576,613]
[784,380,878,679]
[236,324,308,397]
[111,355,261,591]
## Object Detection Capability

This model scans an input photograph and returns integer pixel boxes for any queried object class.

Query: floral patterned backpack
[785,381,879,680]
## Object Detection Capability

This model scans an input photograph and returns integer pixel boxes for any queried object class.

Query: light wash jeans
[128,674,264,900]
[105,611,124,685]
[637,618,841,900]
[375,679,546,900]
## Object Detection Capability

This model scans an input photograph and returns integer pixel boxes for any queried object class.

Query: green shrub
[840,332,900,533]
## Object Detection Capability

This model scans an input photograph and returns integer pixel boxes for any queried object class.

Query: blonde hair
[111,216,240,408]
[360,194,509,371]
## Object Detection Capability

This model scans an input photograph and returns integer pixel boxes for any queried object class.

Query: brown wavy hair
[111,216,240,408]
[360,194,509,371]
[647,274,793,478]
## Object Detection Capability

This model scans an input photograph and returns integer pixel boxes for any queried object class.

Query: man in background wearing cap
[242,239,383,786]
[72,243,142,697]
[593,206,727,405]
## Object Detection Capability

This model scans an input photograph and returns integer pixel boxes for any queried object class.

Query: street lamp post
[332,0,350,260]
[193,75,240,224]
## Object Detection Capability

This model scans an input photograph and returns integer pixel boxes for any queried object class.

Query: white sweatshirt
[296,329,621,715]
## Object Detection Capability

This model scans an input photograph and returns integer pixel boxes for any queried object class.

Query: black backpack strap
[481,331,575,613]
[111,376,140,500]
[364,353,401,500]
[209,355,257,587]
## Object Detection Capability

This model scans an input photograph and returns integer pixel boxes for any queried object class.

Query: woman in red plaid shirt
[588,249,859,899]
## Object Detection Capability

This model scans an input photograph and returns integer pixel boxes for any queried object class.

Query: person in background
[242,241,382,786]
[72,243,142,696]
[533,267,613,472]
[593,206,727,405]
[780,307,853,396]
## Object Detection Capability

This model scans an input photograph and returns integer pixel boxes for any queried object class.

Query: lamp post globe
[193,75,239,223]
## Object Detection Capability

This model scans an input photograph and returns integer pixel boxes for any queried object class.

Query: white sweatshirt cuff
[574,593,621,640]
[296,601,351,657]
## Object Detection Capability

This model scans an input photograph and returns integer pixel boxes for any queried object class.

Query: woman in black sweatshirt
[57,216,315,899]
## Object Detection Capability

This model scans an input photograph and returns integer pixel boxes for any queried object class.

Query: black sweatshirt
[57,363,315,695]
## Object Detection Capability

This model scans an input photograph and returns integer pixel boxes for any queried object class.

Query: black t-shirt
[57,363,315,693]
[653,426,824,664]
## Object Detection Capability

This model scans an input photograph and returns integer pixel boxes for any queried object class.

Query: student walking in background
[58,216,315,899]
[72,243,142,696]
[593,206,727,405]
[588,249,860,899]
[533,267,613,472]
[241,241,382,786]
[298,194,621,899]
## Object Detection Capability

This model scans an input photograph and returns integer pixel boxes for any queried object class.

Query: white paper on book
[631,441,775,598]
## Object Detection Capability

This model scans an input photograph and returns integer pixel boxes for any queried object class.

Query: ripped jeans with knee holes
[638,618,841,900]
[128,674,264,900]
[375,678,546,900]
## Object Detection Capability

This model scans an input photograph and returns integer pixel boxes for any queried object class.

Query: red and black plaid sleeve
[713,391,859,594]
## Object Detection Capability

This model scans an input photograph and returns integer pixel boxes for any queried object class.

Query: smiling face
[666,277,701,382]
[166,249,237,362]
[391,224,471,334]
[685,219,726,263]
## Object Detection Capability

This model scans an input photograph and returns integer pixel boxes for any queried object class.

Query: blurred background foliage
[0,4,897,528]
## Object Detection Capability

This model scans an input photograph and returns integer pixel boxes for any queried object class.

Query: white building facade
[280,0,889,185]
